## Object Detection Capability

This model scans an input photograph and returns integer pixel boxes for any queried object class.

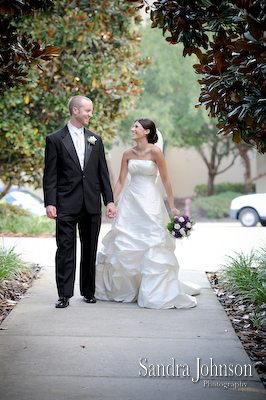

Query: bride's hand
[171,207,180,218]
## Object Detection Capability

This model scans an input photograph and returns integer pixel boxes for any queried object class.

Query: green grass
[0,215,56,236]
[217,248,266,326]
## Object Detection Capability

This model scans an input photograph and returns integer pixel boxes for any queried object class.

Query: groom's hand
[46,205,57,219]
[106,202,117,219]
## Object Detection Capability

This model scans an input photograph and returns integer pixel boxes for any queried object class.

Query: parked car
[0,186,46,216]
[230,193,266,227]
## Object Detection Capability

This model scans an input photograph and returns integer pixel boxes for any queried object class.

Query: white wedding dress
[95,160,200,309]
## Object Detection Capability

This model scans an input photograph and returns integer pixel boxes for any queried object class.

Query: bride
[95,118,200,309]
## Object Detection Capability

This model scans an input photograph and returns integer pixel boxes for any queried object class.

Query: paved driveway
[2,222,266,272]
[175,221,266,272]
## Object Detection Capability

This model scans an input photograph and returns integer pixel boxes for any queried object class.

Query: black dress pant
[55,205,101,298]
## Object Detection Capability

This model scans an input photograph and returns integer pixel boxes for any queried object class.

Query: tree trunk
[237,143,252,193]
[0,181,12,200]
[207,173,215,196]
[197,139,238,197]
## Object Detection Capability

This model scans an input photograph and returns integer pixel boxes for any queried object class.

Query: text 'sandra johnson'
[139,357,252,383]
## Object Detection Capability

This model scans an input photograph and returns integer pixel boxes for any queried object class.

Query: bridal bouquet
[167,215,195,239]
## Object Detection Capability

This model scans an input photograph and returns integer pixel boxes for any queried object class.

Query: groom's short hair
[68,95,92,116]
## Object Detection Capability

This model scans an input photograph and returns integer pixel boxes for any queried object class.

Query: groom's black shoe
[84,295,97,304]
[55,297,70,308]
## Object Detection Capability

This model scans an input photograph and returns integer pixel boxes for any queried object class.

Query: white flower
[174,223,181,230]
[172,231,176,236]
[179,216,185,223]
[186,222,192,228]
[88,136,97,145]
[180,228,186,236]
[187,231,191,236]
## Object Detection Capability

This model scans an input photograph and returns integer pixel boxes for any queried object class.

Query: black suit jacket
[43,125,113,217]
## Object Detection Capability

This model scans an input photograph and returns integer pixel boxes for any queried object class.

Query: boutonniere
[88,136,97,146]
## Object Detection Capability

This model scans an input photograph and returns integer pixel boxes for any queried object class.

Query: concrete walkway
[0,224,266,399]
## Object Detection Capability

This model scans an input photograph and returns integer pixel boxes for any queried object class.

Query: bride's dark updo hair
[136,118,158,144]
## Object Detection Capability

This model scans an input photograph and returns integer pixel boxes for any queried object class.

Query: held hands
[171,207,181,218]
[46,204,117,219]
[46,205,57,219]
[106,202,117,219]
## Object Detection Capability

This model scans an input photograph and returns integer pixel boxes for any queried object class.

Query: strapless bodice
[128,160,158,183]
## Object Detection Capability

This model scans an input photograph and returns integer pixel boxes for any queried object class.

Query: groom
[43,95,116,308]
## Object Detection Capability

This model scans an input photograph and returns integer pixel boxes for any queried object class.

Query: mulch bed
[207,272,266,390]
[0,266,41,327]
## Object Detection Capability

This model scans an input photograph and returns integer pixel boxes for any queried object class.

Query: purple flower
[167,214,194,239]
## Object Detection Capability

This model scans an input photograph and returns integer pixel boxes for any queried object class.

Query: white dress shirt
[68,122,85,170]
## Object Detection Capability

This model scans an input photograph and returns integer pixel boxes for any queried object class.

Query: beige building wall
[108,140,257,198]
[256,153,266,193]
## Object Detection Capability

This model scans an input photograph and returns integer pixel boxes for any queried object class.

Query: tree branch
[0,181,13,200]
[251,172,266,182]
[215,154,239,175]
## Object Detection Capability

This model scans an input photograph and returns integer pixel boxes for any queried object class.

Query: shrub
[218,247,266,326]
[190,191,240,219]
[0,202,55,236]
[194,183,256,197]
[0,244,29,288]
[0,202,30,217]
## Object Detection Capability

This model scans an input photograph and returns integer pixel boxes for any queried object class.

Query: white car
[230,193,266,227]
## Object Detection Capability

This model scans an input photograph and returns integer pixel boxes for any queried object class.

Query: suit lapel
[61,126,81,170]
[61,126,94,170]
[84,129,93,169]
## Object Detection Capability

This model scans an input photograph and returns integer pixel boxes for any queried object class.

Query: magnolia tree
[0,0,59,92]
[129,0,266,153]
[0,0,150,194]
